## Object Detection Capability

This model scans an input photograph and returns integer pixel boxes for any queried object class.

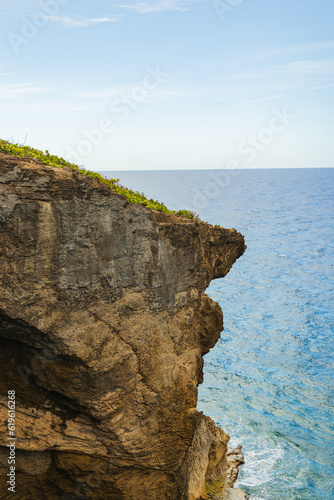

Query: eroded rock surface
[0,153,246,499]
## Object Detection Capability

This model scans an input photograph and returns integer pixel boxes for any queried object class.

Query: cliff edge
[0,153,247,499]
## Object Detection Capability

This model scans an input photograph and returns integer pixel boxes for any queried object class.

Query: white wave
[235,437,284,488]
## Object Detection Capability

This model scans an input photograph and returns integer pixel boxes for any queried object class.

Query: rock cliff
[0,152,247,499]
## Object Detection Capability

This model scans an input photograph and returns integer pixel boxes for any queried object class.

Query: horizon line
[97,166,334,173]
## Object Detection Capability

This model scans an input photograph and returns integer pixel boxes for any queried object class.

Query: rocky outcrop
[0,153,247,499]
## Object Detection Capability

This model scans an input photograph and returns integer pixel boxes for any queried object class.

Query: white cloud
[0,83,45,99]
[240,94,287,106]
[285,59,334,75]
[238,59,334,81]
[119,0,201,13]
[244,41,334,63]
[69,87,211,103]
[46,15,120,28]
[0,3,34,17]
[304,82,334,92]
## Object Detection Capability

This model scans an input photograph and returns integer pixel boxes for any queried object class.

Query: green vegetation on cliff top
[0,140,198,220]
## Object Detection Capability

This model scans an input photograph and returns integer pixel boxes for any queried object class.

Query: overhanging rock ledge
[0,153,248,499]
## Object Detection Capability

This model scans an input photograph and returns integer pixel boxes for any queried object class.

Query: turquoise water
[103,168,334,499]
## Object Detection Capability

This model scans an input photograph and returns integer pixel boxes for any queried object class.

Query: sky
[1,0,333,171]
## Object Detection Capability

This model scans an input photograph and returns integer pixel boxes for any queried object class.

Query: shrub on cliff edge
[0,139,199,220]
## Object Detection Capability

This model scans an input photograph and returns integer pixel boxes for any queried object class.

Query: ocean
[102,168,334,500]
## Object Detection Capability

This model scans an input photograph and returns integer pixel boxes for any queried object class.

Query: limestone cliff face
[0,153,247,499]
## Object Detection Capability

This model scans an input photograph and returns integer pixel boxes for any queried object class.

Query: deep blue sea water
[103,168,334,500]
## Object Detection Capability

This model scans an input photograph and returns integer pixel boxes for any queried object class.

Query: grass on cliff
[0,139,198,220]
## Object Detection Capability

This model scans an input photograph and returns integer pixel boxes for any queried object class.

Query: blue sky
[1,0,333,170]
